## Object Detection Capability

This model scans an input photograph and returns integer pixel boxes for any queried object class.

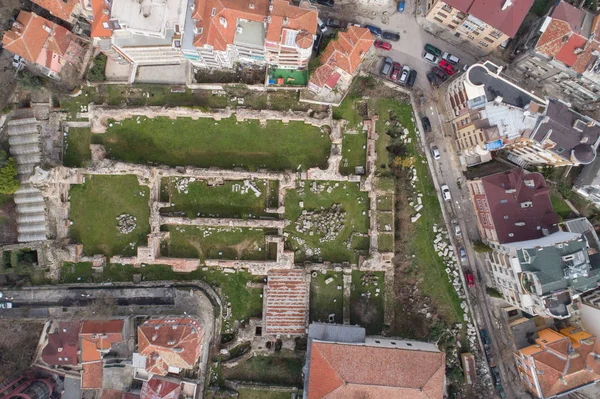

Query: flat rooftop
[234,20,266,48]
[111,0,184,36]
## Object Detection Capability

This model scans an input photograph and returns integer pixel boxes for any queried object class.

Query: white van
[318,18,328,33]
[442,52,460,64]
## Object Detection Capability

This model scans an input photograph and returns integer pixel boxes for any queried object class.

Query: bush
[87,54,107,82]
[540,165,554,180]
[0,158,20,195]
[472,240,492,253]
[17,70,44,90]
[486,286,503,298]
[558,181,573,199]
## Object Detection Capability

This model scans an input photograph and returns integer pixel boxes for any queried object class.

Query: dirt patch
[0,195,17,244]
[232,239,256,259]
[195,66,266,85]
[0,320,45,381]
[351,297,379,325]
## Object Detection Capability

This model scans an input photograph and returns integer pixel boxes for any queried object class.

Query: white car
[441,184,451,201]
[454,223,462,236]
[399,65,410,85]
[12,55,22,68]
[422,51,439,64]
[442,52,460,64]
[431,145,441,160]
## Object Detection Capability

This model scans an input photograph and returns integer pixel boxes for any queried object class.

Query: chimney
[152,334,158,341]
[501,0,513,11]
[167,340,176,345]
[58,347,63,352]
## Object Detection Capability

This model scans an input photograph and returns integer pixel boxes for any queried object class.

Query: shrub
[486,286,503,298]
[558,181,573,199]
[0,158,20,195]
[472,240,492,253]
[17,71,44,90]
[87,54,107,82]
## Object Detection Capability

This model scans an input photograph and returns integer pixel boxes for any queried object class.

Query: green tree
[17,70,44,90]
[87,54,107,82]
[486,286,503,298]
[0,158,20,195]
[558,181,573,199]
[540,165,554,180]
[472,240,492,253]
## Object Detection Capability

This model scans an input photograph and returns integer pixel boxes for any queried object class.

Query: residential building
[425,0,533,51]
[487,230,600,318]
[467,168,559,244]
[303,323,445,399]
[511,1,600,112]
[137,317,203,376]
[189,0,318,69]
[41,321,81,366]
[575,156,600,207]
[514,327,600,398]
[80,320,125,390]
[2,11,86,79]
[140,378,180,399]
[31,0,80,23]
[263,269,308,336]
[307,26,373,95]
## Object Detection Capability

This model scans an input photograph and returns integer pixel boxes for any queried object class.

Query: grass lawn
[102,263,263,323]
[69,175,150,257]
[376,211,394,232]
[63,128,92,167]
[340,132,367,176]
[269,68,308,86]
[551,191,573,220]
[238,388,293,399]
[376,195,394,211]
[310,271,344,324]
[378,234,394,252]
[284,181,369,263]
[223,351,304,387]
[161,178,277,219]
[350,271,385,335]
[162,225,276,261]
[60,262,94,283]
[95,116,331,171]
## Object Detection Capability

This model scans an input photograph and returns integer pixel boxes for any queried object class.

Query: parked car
[465,271,475,287]
[422,116,431,132]
[390,62,402,81]
[422,51,439,64]
[12,55,22,68]
[462,64,470,72]
[0,302,12,309]
[426,71,437,85]
[317,18,328,33]
[424,43,442,57]
[326,18,345,28]
[382,31,400,41]
[365,24,383,36]
[397,0,405,12]
[317,0,335,7]
[432,66,448,81]
[441,184,451,201]
[374,40,392,50]
[439,60,456,75]
[459,247,467,263]
[454,223,462,236]
[442,52,460,64]
[406,69,417,87]
[381,57,393,76]
[431,145,441,160]
[399,65,410,84]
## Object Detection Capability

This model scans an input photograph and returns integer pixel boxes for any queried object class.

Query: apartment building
[514,327,600,398]
[31,0,80,23]
[511,1,600,113]
[425,0,533,51]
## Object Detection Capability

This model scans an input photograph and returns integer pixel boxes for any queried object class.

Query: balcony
[544,291,572,318]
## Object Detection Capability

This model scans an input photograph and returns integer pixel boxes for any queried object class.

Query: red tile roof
[265,0,317,43]
[309,26,373,89]
[140,378,180,399]
[307,342,445,399]
[264,269,308,335]
[3,12,50,65]
[82,361,104,389]
[480,169,558,244]
[555,34,588,67]
[80,320,124,362]
[31,0,79,22]
[138,317,203,376]
[444,0,533,37]
[42,322,81,366]
[90,0,112,38]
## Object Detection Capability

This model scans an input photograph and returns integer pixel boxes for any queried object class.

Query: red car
[465,271,475,288]
[390,62,402,81]
[374,40,392,50]
[439,60,456,75]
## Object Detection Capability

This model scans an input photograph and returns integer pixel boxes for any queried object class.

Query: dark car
[390,62,402,81]
[432,66,448,81]
[382,31,400,41]
[313,32,323,54]
[426,71,437,85]
[406,70,417,87]
[317,0,335,6]
[326,18,345,28]
[381,57,393,76]
[422,116,431,132]
[365,24,383,36]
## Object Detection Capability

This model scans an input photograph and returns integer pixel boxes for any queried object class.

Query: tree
[540,165,554,180]
[87,54,107,82]
[17,70,44,89]
[0,158,20,195]
[472,239,492,253]
[486,286,503,298]
[558,181,573,199]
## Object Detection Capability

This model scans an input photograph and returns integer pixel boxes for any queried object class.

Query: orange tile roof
[80,320,124,362]
[90,0,112,38]
[307,342,445,399]
[309,26,373,89]
[264,269,308,335]
[265,0,317,43]
[82,361,104,389]
[140,378,181,399]
[3,11,50,64]
[31,0,79,22]
[138,317,203,376]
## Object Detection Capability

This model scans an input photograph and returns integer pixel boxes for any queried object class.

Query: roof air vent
[249,3,254,9]
[520,201,532,208]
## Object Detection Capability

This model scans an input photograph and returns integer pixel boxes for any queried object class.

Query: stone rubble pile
[174,177,196,194]
[295,204,346,243]
[116,214,136,234]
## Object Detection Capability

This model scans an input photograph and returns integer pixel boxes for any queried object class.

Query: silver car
[431,145,441,160]
[441,184,451,201]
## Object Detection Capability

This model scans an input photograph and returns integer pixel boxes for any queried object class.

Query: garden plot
[350,271,385,335]
[309,271,344,324]
[96,116,331,171]
[160,177,279,219]
[162,225,277,262]
[284,181,369,263]
[69,175,150,257]
[339,131,367,176]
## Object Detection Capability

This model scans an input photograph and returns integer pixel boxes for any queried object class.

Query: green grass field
[69,175,150,257]
[310,271,344,324]
[350,271,385,335]
[376,195,394,211]
[63,128,92,167]
[340,133,367,176]
[162,225,276,261]
[60,262,94,283]
[284,181,369,263]
[161,178,278,219]
[551,191,573,220]
[378,234,394,252]
[95,116,331,171]
[223,351,304,387]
